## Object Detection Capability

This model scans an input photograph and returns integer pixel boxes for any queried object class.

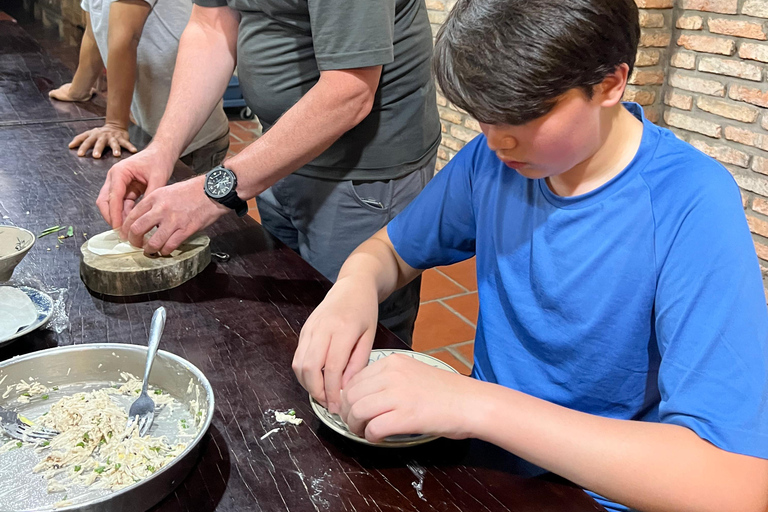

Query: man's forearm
[70,17,103,95]
[467,383,768,512]
[226,67,380,199]
[150,6,239,164]
[104,42,138,130]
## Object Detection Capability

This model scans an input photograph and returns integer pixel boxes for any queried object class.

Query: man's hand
[340,354,475,443]
[293,276,380,414]
[119,175,229,255]
[69,123,137,159]
[49,83,95,102]
[96,146,177,228]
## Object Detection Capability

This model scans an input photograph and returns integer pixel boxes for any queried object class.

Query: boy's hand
[96,145,177,228]
[69,123,138,159]
[340,354,475,443]
[49,83,95,102]
[293,276,379,414]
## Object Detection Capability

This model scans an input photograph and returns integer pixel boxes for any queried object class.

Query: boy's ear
[596,63,631,107]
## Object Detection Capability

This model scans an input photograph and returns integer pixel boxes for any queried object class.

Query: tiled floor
[226,115,478,375]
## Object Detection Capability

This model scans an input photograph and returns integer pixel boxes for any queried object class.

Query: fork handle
[142,306,166,395]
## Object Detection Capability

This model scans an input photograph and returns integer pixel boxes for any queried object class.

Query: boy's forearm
[337,230,421,304]
[467,383,768,512]
[70,16,103,95]
[104,41,138,130]
[150,6,239,163]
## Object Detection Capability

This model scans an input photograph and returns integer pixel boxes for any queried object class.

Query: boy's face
[479,88,607,180]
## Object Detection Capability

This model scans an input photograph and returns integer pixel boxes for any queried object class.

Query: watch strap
[219,190,249,217]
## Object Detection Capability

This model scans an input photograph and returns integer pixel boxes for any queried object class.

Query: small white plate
[309,349,459,448]
[0,286,53,348]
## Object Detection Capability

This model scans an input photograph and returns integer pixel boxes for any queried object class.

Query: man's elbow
[346,88,375,128]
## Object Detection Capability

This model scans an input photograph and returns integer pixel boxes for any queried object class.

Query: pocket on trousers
[347,180,391,213]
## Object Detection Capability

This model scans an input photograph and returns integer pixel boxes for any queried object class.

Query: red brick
[754,156,768,175]
[743,0,768,19]
[464,117,481,132]
[755,240,768,262]
[748,215,768,238]
[438,106,463,125]
[640,31,672,48]
[690,139,750,167]
[623,87,657,105]
[753,197,768,216]
[677,34,736,55]
[635,48,661,67]
[699,56,763,81]
[729,84,768,108]
[664,111,721,138]
[665,90,694,110]
[639,11,665,28]
[450,124,479,143]
[436,92,447,107]
[676,15,703,30]
[680,0,737,14]
[635,0,674,7]
[697,96,760,122]
[441,135,464,152]
[708,18,767,40]
[629,69,665,86]
[670,51,696,69]
[739,42,768,63]
[763,114,768,131]
[669,72,725,96]
[724,126,768,150]
[645,106,661,123]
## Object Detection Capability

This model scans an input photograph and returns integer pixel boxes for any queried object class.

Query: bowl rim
[0,226,36,262]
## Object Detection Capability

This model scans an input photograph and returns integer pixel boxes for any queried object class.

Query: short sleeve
[387,138,480,269]
[308,0,395,71]
[81,0,91,12]
[193,0,227,8]
[654,170,768,458]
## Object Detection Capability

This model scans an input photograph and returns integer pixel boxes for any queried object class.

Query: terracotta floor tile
[437,257,477,292]
[443,292,479,325]
[420,268,465,302]
[426,349,471,375]
[454,342,474,366]
[247,198,261,223]
[413,302,475,351]
[228,122,259,143]
[229,141,248,155]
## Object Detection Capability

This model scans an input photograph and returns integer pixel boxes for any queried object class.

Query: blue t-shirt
[388,103,768,511]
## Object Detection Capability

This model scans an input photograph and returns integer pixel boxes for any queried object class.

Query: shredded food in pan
[0,374,205,508]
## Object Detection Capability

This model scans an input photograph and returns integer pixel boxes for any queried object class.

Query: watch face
[205,168,234,199]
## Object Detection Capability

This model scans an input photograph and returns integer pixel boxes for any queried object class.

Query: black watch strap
[219,190,249,217]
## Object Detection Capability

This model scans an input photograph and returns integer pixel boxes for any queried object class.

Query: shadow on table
[150,422,232,512]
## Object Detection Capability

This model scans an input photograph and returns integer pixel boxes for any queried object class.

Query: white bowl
[0,226,35,281]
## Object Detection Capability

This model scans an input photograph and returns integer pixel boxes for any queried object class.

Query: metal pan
[0,344,214,512]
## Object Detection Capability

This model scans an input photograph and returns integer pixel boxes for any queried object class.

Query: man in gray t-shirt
[97,0,441,346]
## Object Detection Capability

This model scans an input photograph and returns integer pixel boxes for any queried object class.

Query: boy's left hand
[340,353,476,443]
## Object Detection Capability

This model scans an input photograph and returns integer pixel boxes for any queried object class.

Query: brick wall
[426,0,768,290]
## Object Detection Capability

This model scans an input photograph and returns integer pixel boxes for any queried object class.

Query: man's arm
[225,65,382,198]
[67,0,149,158]
[49,13,102,102]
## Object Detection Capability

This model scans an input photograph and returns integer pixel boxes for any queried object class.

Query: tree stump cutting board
[80,234,211,296]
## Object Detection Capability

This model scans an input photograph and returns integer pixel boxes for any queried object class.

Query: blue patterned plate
[309,349,459,448]
[0,286,53,347]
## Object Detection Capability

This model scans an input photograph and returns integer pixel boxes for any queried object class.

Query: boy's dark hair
[433,0,640,126]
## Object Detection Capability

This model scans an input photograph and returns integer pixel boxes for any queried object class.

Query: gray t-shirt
[193,0,441,180]
[82,0,229,156]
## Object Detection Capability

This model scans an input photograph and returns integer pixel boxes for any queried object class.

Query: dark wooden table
[0,19,605,512]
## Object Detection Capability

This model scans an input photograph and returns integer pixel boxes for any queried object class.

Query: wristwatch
[203,165,248,217]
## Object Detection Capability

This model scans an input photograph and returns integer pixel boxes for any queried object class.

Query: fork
[125,306,166,437]
[0,405,59,442]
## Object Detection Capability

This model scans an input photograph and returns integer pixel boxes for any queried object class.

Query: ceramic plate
[0,286,53,347]
[309,349,459,448]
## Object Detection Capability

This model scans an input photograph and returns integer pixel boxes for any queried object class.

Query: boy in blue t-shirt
[292,0,768,510]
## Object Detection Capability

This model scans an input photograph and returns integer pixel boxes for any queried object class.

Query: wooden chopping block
[79,234,211,296]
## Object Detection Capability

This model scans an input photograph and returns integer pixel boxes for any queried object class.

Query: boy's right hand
[49,83,95,103]
[293,276,379,414]
[96,145,176,229]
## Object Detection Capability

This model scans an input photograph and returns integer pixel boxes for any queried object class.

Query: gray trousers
[257,155,436,345]
[180,130,230,175]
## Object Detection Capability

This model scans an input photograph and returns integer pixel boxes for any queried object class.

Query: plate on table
[0,285,53,347]
[309,349,459,448]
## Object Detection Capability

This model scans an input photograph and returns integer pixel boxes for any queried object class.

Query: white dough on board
[0,287,38,340]
[87,229,144,256]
